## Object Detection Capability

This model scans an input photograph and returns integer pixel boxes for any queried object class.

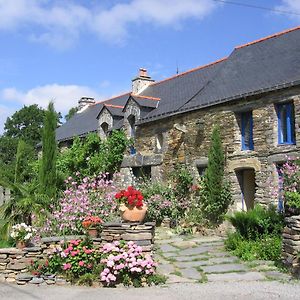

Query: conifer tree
[14,139,26,184]
[200,125,232,225]
[39,102,57,198]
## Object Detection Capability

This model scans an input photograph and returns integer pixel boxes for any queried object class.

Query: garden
[0,102,299,286]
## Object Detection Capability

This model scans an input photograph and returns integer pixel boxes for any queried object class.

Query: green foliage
[4,104,45,147]
[65,107,79,121]
[285,191,300,209]
[77,273,97,286]
[146,274,167,286]
[227,205,284,240]
[171,164,194,199]
[225,232,282,261]
[0,180,49,238]
[39,102,57,198]
[199,125,232,225]
[57,130,129,178]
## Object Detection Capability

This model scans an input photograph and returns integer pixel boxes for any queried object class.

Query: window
[128,115,136,138]
[241,111,254,150]
[156,133,163,151]
[132,166,151,180]
[197,166,206,177]
[277,103,295,145]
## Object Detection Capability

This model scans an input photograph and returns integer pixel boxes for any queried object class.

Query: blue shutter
[241,111,254,150]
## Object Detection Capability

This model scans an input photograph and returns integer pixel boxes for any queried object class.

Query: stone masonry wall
[282,215,300,277]
[128,86,300,210]
[0,223,155,285]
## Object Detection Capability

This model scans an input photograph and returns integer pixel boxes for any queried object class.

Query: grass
[0,239,12,248]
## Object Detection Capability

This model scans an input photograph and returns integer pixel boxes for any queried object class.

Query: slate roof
[56,26,300,142]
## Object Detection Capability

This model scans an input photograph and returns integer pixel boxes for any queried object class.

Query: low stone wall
[101,222,155,253]
[0,222,155,285]
[282,215,300,277]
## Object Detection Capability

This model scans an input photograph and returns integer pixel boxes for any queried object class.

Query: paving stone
[159,244,178,252]
[207,256,239,264]
[175,260,211,268]
[166,274,196,283]
[174,254,210,262]
[264,270,293,281]
[208,251,231,257]
[179,246,213,256]
[162,252,179,258]
[207,271,266,282]
[180,268,202,280]
[201,263,248,274]
[157,263,175,275]
[172,241,198,249]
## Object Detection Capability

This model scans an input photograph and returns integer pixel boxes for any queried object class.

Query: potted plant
[10,223,36,249]
[115,186,147,222]
[82,216,103,238]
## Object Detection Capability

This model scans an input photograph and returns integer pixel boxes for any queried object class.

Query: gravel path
[1,281,300,300]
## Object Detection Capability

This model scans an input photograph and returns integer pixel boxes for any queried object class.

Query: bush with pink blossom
[100,240,166,287]
[40,174,118,236]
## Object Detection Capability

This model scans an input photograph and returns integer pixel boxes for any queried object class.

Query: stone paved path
[155,228,293,284]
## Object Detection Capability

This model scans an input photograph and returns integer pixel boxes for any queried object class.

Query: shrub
[225,232,282,261]
[227,205,284,240]
[145,194,172,224]
[100,240,158,287]
[40,174,117,236]
[199,126,232,225]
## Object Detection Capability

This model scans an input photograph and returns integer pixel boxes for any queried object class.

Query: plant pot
[16,241,26,249]
[119,204,147,223]
[88,228,98,238]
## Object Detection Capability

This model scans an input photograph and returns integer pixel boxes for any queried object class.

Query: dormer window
[100,122,109,138]
[128,115,136,138]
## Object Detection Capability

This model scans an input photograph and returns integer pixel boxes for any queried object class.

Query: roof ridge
[149,57,228,87]
[235,25,300,49]
[104,104,124,108]
[132,94,160,101]
[93,92,130,105]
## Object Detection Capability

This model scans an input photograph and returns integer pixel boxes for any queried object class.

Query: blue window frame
[241,111,254,150]
[277,103,295,145]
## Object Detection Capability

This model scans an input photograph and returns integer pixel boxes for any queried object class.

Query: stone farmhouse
[56,26,300,211]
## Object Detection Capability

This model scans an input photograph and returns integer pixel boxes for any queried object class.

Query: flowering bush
[41,174,118,236]
[280,159,300,209]
[82,216,103,229]
[10,223,36,242]
[145,194,172,224]
[100,240,162,287]
[115,186,144,208]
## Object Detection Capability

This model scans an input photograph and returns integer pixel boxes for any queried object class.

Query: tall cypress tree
[39,102,57,198]
[14,139,26,184]
[200,125,232,225]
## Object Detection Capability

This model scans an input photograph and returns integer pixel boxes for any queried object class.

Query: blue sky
[0,0,300,133]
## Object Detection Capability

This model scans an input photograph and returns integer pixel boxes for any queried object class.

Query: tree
[65,107,78,121]
[4,105,45,147]
[39,102,57,198]
[200,125,232,225]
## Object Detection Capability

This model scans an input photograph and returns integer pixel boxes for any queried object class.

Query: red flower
[115,186,144,208]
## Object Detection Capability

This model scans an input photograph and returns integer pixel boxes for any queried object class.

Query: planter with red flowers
[115,186,147,223]
[82,216,103,238]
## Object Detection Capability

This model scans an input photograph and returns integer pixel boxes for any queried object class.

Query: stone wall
[282,215,300,277]
[0,223,155,285]
[123,86,300,210]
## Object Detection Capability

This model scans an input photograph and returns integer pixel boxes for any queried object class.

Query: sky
[0,0,300,133]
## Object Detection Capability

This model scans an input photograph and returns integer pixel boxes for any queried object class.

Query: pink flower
[79,261,85,267]
[63,263,71,270]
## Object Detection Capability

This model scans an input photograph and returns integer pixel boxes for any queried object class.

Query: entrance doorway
[236,168,256,211]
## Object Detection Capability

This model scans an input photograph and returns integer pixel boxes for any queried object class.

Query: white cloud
[275,0,300,20]
[0,0,218,48]
[0,105,15,134]
[1,84,101,113]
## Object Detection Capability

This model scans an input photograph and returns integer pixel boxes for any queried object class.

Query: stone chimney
[132,68,154,94]
[78,97,95,111]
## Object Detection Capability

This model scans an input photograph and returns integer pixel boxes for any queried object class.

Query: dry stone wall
[0,223,155,285]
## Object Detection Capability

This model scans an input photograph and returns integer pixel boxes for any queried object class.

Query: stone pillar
[282,215,300,277]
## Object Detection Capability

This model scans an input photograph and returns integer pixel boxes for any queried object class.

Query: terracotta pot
[16,241,26,249]
[119,204,147,222]
[88,228,98,238]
